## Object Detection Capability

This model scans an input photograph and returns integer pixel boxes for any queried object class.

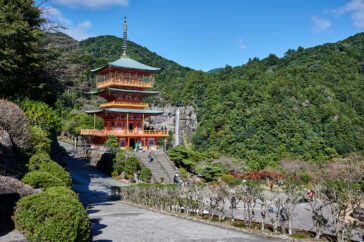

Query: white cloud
[310,16,331,33]
[332,0,364,28]
[63,21,93,40]
[236,38,247,49]
[43,6,72,25]
[52,0,129,9]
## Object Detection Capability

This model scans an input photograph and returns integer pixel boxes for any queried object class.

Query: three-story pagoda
[81,17,168,150]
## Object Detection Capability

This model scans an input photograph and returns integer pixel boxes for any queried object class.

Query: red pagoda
[81,17,168,150]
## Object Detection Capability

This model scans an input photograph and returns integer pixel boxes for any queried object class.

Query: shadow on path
[60,142,127,240]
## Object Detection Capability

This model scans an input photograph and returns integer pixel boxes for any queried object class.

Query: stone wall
[75,147,113,175]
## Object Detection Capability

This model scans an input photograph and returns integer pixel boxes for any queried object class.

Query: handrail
[97,78,153,89]
[80,129,169,137]
[100,101,148,108]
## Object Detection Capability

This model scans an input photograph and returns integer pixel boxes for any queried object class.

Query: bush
[112,150,126,174]
[139,168,152,182]
[21,100,61,132]
[14,189,90,241]
[124,157,140,175]
[38,161,72,188]
[28,152,52,171]
[179,167,187,178]
[227,178,242,186]
[196,166,222,182]
[21,171,66,190]
[104,135,119,154]
[299,173,313,185]
[221,174,235,183]
[46,187,78,199]
[28,125,51,154]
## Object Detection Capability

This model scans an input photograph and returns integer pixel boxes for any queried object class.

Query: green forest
[1,0,363,171]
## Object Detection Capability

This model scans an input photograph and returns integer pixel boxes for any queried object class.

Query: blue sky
[43,0,364,71]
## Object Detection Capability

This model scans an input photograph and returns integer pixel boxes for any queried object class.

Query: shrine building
[80,17,168,150]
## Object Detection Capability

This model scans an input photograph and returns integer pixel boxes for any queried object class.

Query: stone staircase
[134,150,178,184]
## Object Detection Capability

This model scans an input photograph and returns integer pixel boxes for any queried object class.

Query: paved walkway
[61,142,278,241]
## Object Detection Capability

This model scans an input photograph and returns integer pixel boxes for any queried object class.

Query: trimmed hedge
[21,171,66,190]
[46,187,78,199]
[28,152,53,171]
[38,161,72,188]
[14,188,90,241]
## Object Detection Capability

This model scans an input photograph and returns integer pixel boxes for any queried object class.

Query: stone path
[61,142,278,241]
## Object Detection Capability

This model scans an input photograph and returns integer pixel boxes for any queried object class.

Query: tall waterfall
[174,108,180,147]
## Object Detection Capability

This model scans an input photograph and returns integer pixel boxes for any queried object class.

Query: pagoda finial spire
[122,16,128,57]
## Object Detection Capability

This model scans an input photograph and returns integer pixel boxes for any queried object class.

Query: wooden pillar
[92,114,95,130]
[126,113,129,134]
[154,138,157,150]
[145,137,147,150]
[142,114,144,133]
[127,137,130,148]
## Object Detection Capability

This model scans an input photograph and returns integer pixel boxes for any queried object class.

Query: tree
[0,0,53,101]
[282,177,303,235]
[104,135,118,154]
[21,100,61,132]
[320,180,363,241]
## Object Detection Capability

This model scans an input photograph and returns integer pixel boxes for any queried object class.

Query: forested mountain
[45,32,363,169]
[188,33,364,168]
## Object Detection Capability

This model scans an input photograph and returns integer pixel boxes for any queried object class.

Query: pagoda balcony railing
[97,75,154,89]
[80,129,169,137]
[100,101,148,109]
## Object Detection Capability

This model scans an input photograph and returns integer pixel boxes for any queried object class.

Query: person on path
[231,195,236,209]
[135,142,139,152]
[269,181,273,191]
[148,152,152,163]
[307,190,313,201]
[268,201,274,213]
[174,172,181,185]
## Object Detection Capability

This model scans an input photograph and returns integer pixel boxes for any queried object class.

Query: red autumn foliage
[229,171,286,181]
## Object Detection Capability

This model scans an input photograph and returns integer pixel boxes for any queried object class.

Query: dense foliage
[0,0,57,102]
[21,171,66,190]
[14,187,90,241]
[139,167,152,182]
[190,34,364,168]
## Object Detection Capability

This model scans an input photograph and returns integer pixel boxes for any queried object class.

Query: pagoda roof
[85,108,164,116]
[91,57,161,73]
[85,87,160,96]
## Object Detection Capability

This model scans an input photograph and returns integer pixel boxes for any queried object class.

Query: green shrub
[124,157,140,175]
[179,167,187,178]
[104,135,119,154]
[181,159,196,172]
[112,150,126,174]
[21,171,66,190]
[221,174,235,183]
[46,187,78,199]
[21,100,62,132]
[299,173,313,185]
[28,126,51,154]
[28,152,52,171]
[228,178,242,186]
[139,168,152,182]
[196,166,222,182]
[38,161,72,188]
[14,189,90,241]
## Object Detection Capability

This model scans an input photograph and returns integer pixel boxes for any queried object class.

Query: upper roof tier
[91,57,161,74]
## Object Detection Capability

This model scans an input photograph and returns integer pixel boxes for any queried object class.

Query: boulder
[0,128,15,170]
[0,176,41,233]
[353,207,364,222]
